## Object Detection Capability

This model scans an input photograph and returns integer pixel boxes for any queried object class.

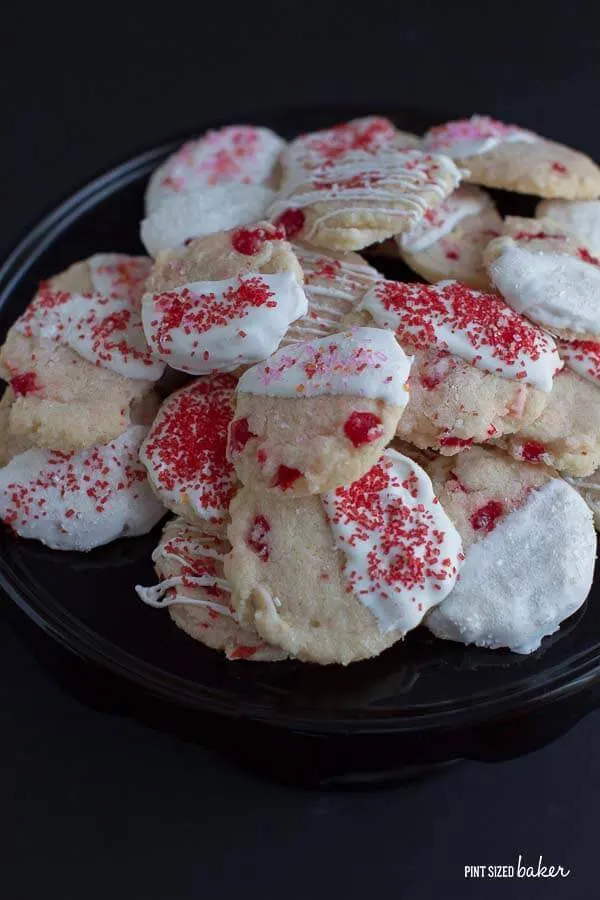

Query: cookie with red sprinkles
[140,375,238,534]
[135,518,286,661]
[351,278,559,453]
[423,115,600,199]
[228,328,412,496]
[225,448,463,664]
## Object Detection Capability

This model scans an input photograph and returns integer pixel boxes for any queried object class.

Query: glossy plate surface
[1,107,599,738]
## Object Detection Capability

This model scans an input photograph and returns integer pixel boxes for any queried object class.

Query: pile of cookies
[2,114,600,665]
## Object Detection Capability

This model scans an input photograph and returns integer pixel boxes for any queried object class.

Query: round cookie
[268,148,463,252]
[225,449,463,665]
[140,375,237,534]
[283,243,381,344]
[145,125,285,213]
[353,279,560,453]
[536,198,600,253]
[396,185,502,289]
[0,424,165,551]
[228,327,412,496]
[498,363,600,478]
[485,216,600,340]
[281,116,421,180]
[144,221,303,291]
[135,518,286,661]
[423,115,600,199]
[425,447,596,654]
[0,255,161,453]
[140,184,275,256]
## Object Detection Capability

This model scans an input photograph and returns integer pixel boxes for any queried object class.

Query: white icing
[0,426,165,551]
[557,338,600,387]
[270,149,463,238]
[488,245,600,337]
[145,126,285,213]
[537,200,600,253]
[399,186,488,253]
[427,479,596,654]
[423,116,538,159]
[63,294,165,381]
[140,184,275,256]
[238,326,412,406]
[141,272,308,375]
[359,279,560,392]
[87,254,151,307]
[322,449,463,633]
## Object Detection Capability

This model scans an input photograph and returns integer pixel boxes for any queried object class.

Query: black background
[1,3,600,898]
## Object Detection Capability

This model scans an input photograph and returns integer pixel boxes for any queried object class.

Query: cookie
[135,518,285,661]
[0,388,31,467]
[281,116,420,179]
[225,448,463,664]
[397,185,502,289]
[144,221,303,291]
[268,148,463,252]
[140,374,237,534]
[423,115,600,199]
[485,216,600,340]
[228,327,412,496]
[353,279,559,452]
[0,255,163,452]
[145,125,285,213]
[498,365,600,477]
[140,184,275,256]
[425,447,596,653]
[0,424,165,551]
[563,469,600,530]
[536,198,600,253]
[283,243,381,343]
[142,271,307,375]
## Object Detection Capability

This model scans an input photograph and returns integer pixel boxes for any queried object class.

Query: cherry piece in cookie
[136,517,285,661]
[140,374,238,534]
[225,449,463,665]
[228,327,412,496]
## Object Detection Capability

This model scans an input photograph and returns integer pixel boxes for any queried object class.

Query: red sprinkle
[228,417,255,455]
[343,411,384,447]
[229,645,258,660]
[231,224,284,255]
[439,436,474,449]
[578,247,600,267]
[11,372,40,396]
[247,515,271,561]
[273,208,305,239]
[469,500,504,533]
[273,465,303,491]
[551,162,568,174]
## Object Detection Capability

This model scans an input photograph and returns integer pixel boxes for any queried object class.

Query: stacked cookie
[2,115,600,663]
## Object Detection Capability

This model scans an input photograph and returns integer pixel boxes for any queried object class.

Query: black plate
[2,106,600,786]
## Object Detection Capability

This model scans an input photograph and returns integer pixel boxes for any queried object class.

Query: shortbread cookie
[145,125,285,213]
[536,199,600,253]
[140,375,237,534]
[268,148,463,251]
[228,328,412,496]
[142,271,307,375]
[0,425,165,551]
[498,363,600,477]
[0,256,162,452]
[423,115,600,199]
[283,243,381,343]
[140,184,275,256]
[397,185,502,289]
[425,447,595,653]
[144,221,303,291]
[225,449,463,664]
[281,116,420,179]
[563,469,600,530]
[135,518,286,661]
[353,279,559,452]
[485,217,600,340]
[0,388,31,466]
